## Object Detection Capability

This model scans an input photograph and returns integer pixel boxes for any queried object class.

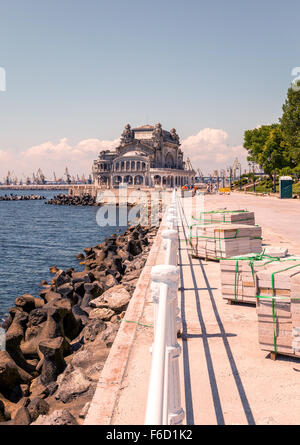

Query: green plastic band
[234,260,238,301]
[256,263,300,355]
[122,320,153,328]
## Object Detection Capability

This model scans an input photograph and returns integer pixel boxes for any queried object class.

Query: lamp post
[237,162,242,190]
[252,162,256,193]
[227,166,232,190]
[273,166,277,194]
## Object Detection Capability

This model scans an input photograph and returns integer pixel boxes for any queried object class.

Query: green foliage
[243,125,290,177]
[280,80,300,164]
[243,79,300,177]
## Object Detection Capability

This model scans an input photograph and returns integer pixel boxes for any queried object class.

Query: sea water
[0,189,127,320]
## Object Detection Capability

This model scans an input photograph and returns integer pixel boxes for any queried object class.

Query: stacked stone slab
[220,254,294,304]
[194,210,255,225]
[291,274,300,354]
[220,254,277,304]
[190,224,262,260]
[256,261,300,357]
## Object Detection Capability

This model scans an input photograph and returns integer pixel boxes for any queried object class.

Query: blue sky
[0,0,299,177]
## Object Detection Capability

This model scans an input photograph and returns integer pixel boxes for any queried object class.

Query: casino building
[92,123,195,188]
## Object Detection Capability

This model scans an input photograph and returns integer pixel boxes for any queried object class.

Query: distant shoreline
[0,185,69,190]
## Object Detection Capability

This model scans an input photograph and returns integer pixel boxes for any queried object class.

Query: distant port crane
[64,167,71,184]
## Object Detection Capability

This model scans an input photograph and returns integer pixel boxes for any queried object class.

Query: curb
[84,219,166,425]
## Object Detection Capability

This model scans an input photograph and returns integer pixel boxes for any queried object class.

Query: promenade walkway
[88,193,300,425]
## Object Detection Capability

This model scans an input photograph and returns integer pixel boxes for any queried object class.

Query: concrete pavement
[92,193,300,425]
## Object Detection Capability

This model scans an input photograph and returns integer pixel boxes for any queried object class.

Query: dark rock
[0,400,6,422]
[15,294,44,312]
[71,305,89,328]
[0,350,33,395]
[13,406,31,425]
[73,281,86,298]
[40,290,62,304]
[81,319,106,343]
[27,397,49,421]
[27,308,47,327]
[63,310,82,341]
[39,337,66,385]
[54,270,71,287]
[56,283,74,300]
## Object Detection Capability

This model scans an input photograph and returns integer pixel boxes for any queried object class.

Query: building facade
[92,123,195,188]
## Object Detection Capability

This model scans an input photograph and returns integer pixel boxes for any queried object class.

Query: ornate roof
[132,125,154,130]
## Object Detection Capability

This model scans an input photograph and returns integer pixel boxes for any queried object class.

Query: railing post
[162,229,182,335]
[162,229,178,266]
[146,265,184,425]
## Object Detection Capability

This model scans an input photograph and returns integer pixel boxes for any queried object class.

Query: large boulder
[13,406,31,425]
[89,285,131,313]
[0,400,6,422]
[81,318,106,343]
[89,307,115,321]
[15,294,44,312]
[55,368,91,403]
[71,271,94,284]
[27,397,49,422]
[39,337,66,385]
[0,351,33,396]
[32,409,78,425]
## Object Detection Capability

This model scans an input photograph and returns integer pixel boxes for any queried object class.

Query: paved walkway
[107,194,300,425]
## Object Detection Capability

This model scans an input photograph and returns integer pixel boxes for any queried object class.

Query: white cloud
[0,138,119,181]
[181,128,248,174]
[0,128,248,181]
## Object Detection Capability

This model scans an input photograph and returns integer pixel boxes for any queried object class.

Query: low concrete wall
[84,217,167,425]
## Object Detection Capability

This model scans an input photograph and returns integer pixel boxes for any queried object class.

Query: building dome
[116,151,149,159]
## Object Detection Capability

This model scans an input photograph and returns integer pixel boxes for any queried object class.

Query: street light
[226,166,233,190]
[237,162,242,190]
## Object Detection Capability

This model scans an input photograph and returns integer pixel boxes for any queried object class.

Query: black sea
[0,189,127,320]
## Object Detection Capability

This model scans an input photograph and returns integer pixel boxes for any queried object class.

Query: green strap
[122,320,153,328]
[271,263,300,291]
[234,260,238,301]
[256,263,300,355]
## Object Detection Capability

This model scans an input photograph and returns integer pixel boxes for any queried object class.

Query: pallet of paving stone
[256,261,300,359]
[220,253,282,304]
[190,223,262,261]
[193,210,255,226]
[220,253,299,304]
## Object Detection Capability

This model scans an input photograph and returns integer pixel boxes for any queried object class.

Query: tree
[280,79,300,165]
[243,124,289,179]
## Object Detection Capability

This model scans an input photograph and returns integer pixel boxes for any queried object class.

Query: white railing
[145,190,184,425]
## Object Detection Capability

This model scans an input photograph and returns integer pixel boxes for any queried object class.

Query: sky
[0,0,299,179]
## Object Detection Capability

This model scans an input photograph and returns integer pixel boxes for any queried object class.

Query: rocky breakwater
[46,193,136,207]
[0,224,158,425]
[46,193,97,206]
[0,194,46,201]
